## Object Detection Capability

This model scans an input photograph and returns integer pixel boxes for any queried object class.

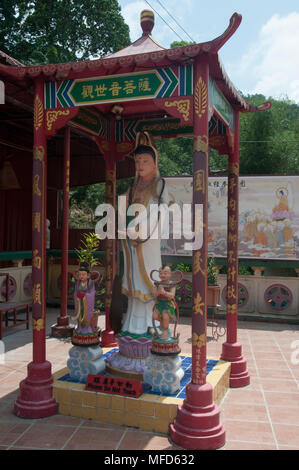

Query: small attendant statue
[71,261,101,346]
[152,266,180,341]
[144,266,184,394]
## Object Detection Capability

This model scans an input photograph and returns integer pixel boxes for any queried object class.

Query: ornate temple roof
[0,9,266,112]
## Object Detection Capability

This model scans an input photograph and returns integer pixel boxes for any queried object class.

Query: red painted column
[220,109,250,387]
[14,77,58,418]
[51,126,74,338]
[170,57,225,450]
[100,159,117,347]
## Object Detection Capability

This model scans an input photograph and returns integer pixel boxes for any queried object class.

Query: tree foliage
[0,0,130,64]
[239,94,299,175]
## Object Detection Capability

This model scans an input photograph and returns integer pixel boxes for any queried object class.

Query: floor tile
[118,430,173,451]
[272,423,299,447]
[225,388,264,405]
[260,378,299,392]
[223,440,277,450]
[263,391,299,407]
[224,419,275,445]
[221,403,269,422]
[0,422,32,446]
[63,426,125,450]
[268,406,299,426]
[13,423,77,450]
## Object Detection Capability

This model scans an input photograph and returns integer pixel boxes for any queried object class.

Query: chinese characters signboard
[85,374,143,398]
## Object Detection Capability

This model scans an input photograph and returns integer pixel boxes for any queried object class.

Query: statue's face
[135,152,156,179]
[78,270,89,282]
[159,269,171,282]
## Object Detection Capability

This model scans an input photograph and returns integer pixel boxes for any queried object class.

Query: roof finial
[140,10,154,36]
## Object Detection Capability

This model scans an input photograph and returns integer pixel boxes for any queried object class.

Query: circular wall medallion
[175,279,192,305]
[1,275,17,301]
[264,284,293,311]
[23,273,32,297]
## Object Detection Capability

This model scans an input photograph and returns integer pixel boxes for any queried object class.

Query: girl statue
[71,261,101,346]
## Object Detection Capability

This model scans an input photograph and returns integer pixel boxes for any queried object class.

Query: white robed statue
[106,132,172,378]
[121,132,171,334]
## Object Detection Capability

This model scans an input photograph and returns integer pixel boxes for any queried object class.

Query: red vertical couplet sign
[170,57,225,450]
[14,77,58,418]
[191,61,210,387]
[100,155,118,347]
[221,109,250,387]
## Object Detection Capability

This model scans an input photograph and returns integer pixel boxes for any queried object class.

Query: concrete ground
[0,308,298,450]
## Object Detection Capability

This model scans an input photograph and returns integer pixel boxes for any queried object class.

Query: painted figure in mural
[71,261,100,346]
[152,266,180,340]
[119,132,171,336]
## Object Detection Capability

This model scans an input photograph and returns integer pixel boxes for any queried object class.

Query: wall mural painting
[161,176,299,260]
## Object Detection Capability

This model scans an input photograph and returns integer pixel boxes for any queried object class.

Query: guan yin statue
[106,132,175,380]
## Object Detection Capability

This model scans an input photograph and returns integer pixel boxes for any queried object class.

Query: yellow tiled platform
[53,350,231,435]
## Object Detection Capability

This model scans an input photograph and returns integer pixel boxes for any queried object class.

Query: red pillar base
[100,329,118,348]
[51,315,74,338]
[221,342,250,388]
[169,382,225,450]
[14,361,58,419]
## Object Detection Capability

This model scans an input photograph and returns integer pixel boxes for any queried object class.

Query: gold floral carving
[194,77,208,119]
[32,318,44,331]
[46,110,70,131]
[192,332,206,349]
[227,304,237,315]
[33,145,45,162]
[116,142,132,153]
[194,135,208,153]
[34,95,44,131]
[165,99,190,122]
[209,135,226,147]
[229,162,239,176]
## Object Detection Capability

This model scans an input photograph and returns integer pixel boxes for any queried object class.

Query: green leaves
[75,232,100,269]
[1,0,130,64]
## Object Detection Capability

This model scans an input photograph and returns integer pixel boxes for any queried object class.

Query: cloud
[239,12,299,102]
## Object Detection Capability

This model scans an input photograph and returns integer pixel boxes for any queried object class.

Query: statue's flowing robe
[121,178,170,335]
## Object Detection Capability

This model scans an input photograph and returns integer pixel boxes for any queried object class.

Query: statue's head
[159,265,172,282]
[134,145,157,180]
[133,132,158,180]
[78,262,90,282]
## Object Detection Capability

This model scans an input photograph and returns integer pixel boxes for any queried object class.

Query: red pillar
[51,126,74,338]
[100,159,117,347]
[220,109,250,387]
[170,57,225,449]
[14,77,58,418]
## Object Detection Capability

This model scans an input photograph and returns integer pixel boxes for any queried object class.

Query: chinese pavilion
[0,10,270,449]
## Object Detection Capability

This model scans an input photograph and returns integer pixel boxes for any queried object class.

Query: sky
[118,0,299,103]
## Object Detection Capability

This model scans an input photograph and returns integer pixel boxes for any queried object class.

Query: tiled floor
[0,308,298,450]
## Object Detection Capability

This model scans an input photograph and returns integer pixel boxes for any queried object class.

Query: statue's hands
[157,285,164,296]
